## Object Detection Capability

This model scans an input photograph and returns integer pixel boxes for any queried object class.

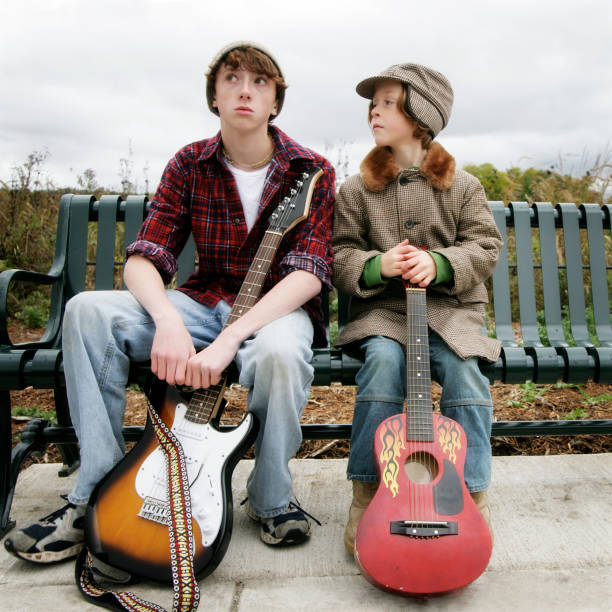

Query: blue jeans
[62,290,314,517]
[347,334,492,492]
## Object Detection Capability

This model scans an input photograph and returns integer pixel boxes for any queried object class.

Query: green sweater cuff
[362,255,388,288]
[361,252,453,287]
[429,251,453,285]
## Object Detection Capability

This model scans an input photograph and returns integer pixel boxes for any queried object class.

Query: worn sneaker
[243,499,320,546]
[4,496,86,563]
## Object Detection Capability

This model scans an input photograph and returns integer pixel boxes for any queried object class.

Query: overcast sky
[2,0,611,193]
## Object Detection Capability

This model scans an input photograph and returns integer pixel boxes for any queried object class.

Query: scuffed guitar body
[85,381,257,582]
[355,412,492,596]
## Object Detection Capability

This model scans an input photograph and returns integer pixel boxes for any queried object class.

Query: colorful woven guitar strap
[76,398,200,612]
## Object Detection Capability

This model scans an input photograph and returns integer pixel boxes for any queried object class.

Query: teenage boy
[6,41,335,562]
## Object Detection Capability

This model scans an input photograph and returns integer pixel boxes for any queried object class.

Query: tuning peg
[302,172,309,179]
[283,197,291,204]
[290,188,297,196]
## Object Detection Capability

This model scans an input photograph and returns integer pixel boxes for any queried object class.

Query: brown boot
[470,489,494,545]
[344,480,378,555]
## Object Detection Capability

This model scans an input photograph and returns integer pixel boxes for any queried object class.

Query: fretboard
[405,286,434,441]
[184,230,284,424]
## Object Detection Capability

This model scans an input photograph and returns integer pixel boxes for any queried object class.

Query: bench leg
[0,394,51,537]
[54,388,80,477]
[0,390,17,538]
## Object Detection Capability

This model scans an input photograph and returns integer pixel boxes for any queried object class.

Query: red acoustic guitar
[354,280,492,596]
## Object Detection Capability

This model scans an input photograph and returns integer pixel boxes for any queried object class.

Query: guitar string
[406,287,434,527]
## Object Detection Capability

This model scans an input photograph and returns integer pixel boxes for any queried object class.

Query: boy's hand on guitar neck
[381,239,436,287]
[151,315,240,389]
[184,331,241,389]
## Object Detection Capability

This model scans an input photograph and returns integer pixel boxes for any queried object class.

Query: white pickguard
[135,402,253,548]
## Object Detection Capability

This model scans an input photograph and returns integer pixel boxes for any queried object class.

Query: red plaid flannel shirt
[126,126,335,346]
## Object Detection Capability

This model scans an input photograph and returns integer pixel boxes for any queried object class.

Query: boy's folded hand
[401,248,437,287]
[380,239,413,278]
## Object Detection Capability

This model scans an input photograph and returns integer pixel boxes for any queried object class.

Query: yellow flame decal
[379,416,405,497]
[438,420,462,464]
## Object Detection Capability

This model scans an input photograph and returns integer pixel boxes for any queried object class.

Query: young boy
[6,41,335,562]
[332,63,502,554]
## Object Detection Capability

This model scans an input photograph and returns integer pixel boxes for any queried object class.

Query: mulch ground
[8,325,612,467]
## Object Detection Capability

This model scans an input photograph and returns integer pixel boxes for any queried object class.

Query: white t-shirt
[225,162,269,232]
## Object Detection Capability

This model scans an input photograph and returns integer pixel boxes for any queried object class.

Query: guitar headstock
[267,167,323,235]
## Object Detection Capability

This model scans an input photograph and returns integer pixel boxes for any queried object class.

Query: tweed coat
[332,142,503,362]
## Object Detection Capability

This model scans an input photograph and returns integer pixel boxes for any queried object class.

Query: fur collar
[359,142,456,192]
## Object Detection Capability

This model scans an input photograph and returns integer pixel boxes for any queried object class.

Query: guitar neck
[184,230,284,424]
[224,231,283,327]
[405,285,434,442]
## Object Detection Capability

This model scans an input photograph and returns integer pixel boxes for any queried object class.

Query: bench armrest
[0,268,63,348]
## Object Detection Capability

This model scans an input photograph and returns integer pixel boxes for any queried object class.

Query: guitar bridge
[138,496,170,526]
[390,520,458,538]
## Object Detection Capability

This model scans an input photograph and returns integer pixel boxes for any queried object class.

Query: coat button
[233,217,242,225]
[399,177,413,186]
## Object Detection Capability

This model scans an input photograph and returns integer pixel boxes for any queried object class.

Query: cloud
[1,0,611,190]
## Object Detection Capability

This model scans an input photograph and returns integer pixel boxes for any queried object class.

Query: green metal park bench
[1,194,611,537]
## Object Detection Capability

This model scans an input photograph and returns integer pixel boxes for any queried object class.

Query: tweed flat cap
[356,63,453,137]
[206,40,285,116]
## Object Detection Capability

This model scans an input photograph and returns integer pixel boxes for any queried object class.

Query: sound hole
[404,451,439,484]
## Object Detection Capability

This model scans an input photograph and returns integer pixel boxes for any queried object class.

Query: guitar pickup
[390,520,458,538]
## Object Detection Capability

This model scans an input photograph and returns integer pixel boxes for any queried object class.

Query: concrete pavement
[1,454,611,611]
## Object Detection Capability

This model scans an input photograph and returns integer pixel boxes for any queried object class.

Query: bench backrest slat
[176,234,196,286]
[558,203,592,347]
[123,197,148,248]
[66,195,94,299]
[489,202,516,346]
[121,196,149,289]
[511,202,541,347]
[534,202,567,346]
[583,203,612,346]
[95,196,121,290]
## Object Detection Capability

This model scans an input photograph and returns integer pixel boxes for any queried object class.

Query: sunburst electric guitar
[84,167,323,583]
[354,279,492,596]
